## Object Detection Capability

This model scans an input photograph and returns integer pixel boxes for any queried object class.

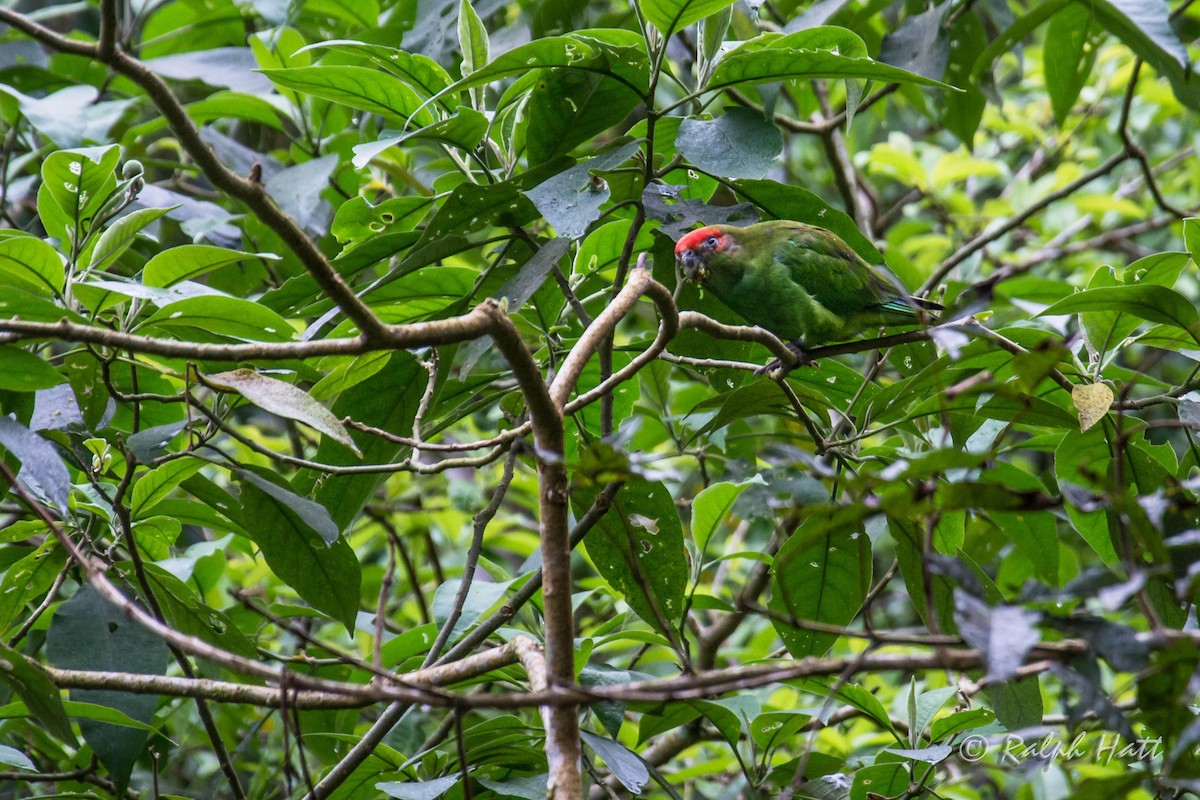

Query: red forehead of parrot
[675,227,728,256]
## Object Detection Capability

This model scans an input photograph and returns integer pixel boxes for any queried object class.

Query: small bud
[122,159,144,179]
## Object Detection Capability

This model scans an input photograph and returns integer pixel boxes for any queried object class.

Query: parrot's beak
[679,250,706,283]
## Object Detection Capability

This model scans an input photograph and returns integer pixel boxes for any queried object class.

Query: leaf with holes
[574,479,687,629]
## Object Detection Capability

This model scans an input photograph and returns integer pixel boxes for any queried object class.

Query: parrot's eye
[705,236,719,250]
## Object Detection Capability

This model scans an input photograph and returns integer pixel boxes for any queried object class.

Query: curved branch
[550,257,670,408]
[0,7,97,56]
[552,262,679,410]
[678,311,799,365]
[0,302,512,362]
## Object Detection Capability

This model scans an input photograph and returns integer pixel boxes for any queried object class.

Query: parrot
[674,220,940,366]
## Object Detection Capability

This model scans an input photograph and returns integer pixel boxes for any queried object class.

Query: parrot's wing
[774,226,899,315]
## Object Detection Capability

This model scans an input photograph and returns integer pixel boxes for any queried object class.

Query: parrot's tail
[878,296,943,322]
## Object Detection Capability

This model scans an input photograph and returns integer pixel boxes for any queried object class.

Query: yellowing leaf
[1072,382,1114,432]
[206,369,362,456]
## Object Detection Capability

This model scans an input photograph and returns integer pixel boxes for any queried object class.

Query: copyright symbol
[959,734,989,763]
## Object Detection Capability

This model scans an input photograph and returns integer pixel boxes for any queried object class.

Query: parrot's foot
[757,343,817,377]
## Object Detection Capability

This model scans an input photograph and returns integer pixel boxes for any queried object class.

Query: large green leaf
[1055,427,1119,564]
[677,108,783,180]
[0,236,65,296]
[639,0,737,36]
[691,476,763,557]
[451,29,649,95]
[239,472,361,632]
[706,27,955,94]
[46,587,170,793]
[306,353,425,531]
[37,145,120,248]
[0,642,76,745]
[260,65,437,126]
[769,519,872,658]
[0,346,64,391]
[141,296,296,342]
[143,244,278,288]
[523,68,642,166]
[85,206,176,273]
[297,40,456,107]
[206,368,361,455]
[1040,283,1200,344]
[1045,4,1101,124]
[576,479,688,629]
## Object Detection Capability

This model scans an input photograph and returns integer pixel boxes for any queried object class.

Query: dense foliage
[1,0,1200,798]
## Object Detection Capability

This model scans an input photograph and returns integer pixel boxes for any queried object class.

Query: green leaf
[297,40,456,108]
[130,457,205,517]
[0,346,64,391]
[0,417,70,511]
[639,0,737,36]
[410,179,539,255]
[0,642,76,745]
[0,541,65,637]
[45,587,169,792]
[143,244,278,288]
[526,142,639,239]
[770,520,871,658]
[580,731,650,794]
[878,3,952,80]
[0,744,35,772]
[706,28,956,94]
[238,472,361,632]
[1183,218,1200,265]
[38,145,120,247]
[1040,284,1200,342]
[984,676,1043,730]
[693,696,758,745]
[575,479,688,628]
[691,475,764,557]
[929,708,995,741]
[1055,427,1119,564]
[941,10,987,145]
[452,29,649,95]
[522,67,642,166]
[133,563,257,659]
[677,108,783,180]
[141,296,296,342]
[378,774,459,800]
[1085,0,1194,106]
[206,368,361,456]
[0,235,65,296]
[306,353,425,531]
[85,206,175,273]
[1045,4,1100,124]
[793,679,897,735]
[259,66,437,126]
[238,468,339,545]
[851,763,910,800]
[458,0,489,80]
[476,774,549,800]
[352,109,490,166]
[750,711,812,751]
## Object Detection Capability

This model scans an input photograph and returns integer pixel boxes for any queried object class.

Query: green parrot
[675,220,940,363]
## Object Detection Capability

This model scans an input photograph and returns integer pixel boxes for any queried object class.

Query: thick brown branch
[551,258,678,409]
